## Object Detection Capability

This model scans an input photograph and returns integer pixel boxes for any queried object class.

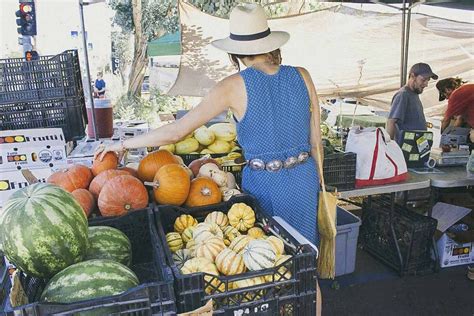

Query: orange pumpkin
[153,164,190,206]
[98,175,149,217]
[47,165,93,192]
[118,166,138,178]
[89,169,129,199]
[137,150,178,182]
[71,188,95,217]
[185,177,222,208]
[91,152,118,176]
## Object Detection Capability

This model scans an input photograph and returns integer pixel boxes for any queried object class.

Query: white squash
[194,126,216,146]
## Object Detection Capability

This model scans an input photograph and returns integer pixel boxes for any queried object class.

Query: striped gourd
[166,232,183,252]
[40,259,139,304]
[174,214,198,234]
[193,222,223,242]
[204,211,229,229]
[195,237,226,262]
[228,203,255,232]
[231,277,266,301]
[266,236,285,256]
[223,225,240,244]
[86,226,132,266]
[172,249,192,269]
[0,183,88,278]
[181,257,223,294]
[228,235,253,254]
[247,227,265,239]
[181,226,195,243]
[242,239,276,271]
[186,239,197,256]
[215,248,246,275]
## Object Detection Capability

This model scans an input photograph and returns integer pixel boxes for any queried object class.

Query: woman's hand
[94,142,125,161]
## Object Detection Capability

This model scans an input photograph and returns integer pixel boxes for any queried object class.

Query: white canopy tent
[165,1,473,116]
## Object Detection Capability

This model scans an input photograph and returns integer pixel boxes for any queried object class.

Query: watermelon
[86,226,132,266]
[40,259,139,314]
[0,183,88,278]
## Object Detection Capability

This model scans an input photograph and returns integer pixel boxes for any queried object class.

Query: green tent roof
[147,31,182,57]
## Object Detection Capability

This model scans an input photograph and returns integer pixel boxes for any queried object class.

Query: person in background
[436,78,474,135]
[386,63,438,144]
[95,4,323,313]
[94,72,106,98]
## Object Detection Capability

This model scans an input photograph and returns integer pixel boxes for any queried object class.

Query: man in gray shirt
[387,63,438,144]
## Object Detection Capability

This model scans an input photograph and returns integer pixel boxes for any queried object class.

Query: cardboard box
[0,168,54,207]
[0,145,67,171]
[118,122,149,157]
[66,139,119,167]
[431,202,474,268]
[0,128,65,148]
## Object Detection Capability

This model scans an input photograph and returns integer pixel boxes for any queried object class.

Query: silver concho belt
[248,152,310,172]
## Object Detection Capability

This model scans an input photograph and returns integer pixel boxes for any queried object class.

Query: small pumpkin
[195,236,226,262]
[181,257,222,294]
[231,277,266,301]
[267,236,285,256]
[152,164,191,206]
[47,164,93,192]
[228,203,256,232]
[174,215,198,234]
[222,189,241,202]
[247,227,265,239]
[185,177,222,208]
[186,239,197,256]
[89,169,129,199]
[188,156,220,177]
[215,248,246,276]
[98,175,149,217]
[137,150,178,182]
[71,188,95,217]
[193,222,223,242]
[172,249,191,269]
[181,227,195,244]
[242,239,276,271]
[166,232,183,253]
[91,152,118,176]
[223,225,241,244]
[204,211,229,229]
[228,235,253,254]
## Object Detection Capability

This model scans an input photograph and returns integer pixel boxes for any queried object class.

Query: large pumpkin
[47,164,92,192]
[98,175,148,217]
[91,152,118,176]
[185,177,222,208]
[0,183,88,278]
[153,164,190,206]
[137,149,178,182]
[71,188,95,217]
[89,169,129,199]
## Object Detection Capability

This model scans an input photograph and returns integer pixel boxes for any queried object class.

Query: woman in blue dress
[97,4,323,310]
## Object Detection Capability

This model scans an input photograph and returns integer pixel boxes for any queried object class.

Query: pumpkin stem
[144,181,159,188]
[201,187,211,196]
[125,204,131,210]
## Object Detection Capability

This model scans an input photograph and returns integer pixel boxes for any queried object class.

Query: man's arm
[386,118,398,140]
[386,91,407,140]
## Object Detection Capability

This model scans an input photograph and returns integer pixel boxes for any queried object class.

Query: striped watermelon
[0,183,88,278]
[86,226,132,266]
[40,259,139,306]
[242,239,276,271]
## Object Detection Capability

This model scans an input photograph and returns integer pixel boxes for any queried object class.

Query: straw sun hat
[211,3,290,55]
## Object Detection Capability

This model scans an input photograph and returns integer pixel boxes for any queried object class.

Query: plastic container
[0,96,86,142]
[154,194,317,314]
[1,208,177,315]
[323,152,356,191]
[86,98,113,138]
[359,196,437,276]
[335,206,361,276]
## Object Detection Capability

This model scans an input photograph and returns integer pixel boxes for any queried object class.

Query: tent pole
[404,3,413,87]
[400,0,407,87]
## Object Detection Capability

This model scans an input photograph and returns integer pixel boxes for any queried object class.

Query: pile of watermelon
[0,182,139,307]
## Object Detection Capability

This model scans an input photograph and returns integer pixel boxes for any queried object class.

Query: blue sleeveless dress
[236,65,320,246]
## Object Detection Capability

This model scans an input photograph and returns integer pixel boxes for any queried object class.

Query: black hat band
[230,28,271,41]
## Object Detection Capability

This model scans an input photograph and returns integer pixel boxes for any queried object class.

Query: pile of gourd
[165,202,292,294]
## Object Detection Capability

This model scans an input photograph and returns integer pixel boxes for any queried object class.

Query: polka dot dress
[236,65,320,246]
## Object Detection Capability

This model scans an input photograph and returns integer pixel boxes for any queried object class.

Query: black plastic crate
[359,196,438,275]
[0,50,83,105]
[323,152,356,191]
[1,208,177,315]
[154,194,317,314]
[0,96,86,142]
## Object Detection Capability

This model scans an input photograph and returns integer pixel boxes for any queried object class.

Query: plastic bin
[323,152,356,191]
[1,208,177,315]
[335,206,361,277]
[154,194,317,314]
[359,196,437,276]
